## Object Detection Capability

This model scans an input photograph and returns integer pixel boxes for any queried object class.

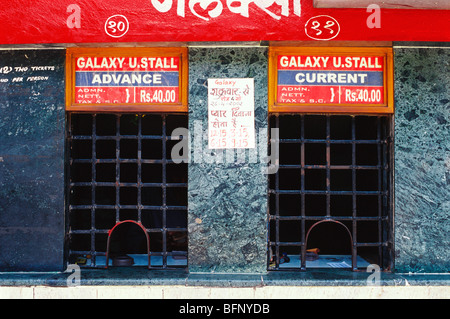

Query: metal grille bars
[67,113,188,269]
[268,114,393,271]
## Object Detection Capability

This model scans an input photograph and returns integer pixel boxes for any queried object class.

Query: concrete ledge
[1,270,449,298]
[1,285,449,299]
[1,269,449,288]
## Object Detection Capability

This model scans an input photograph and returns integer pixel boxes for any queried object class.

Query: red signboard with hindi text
[0,1,449,44]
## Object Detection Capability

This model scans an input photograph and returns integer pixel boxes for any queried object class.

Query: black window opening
[67,113,188,269]
[268,114,393,271]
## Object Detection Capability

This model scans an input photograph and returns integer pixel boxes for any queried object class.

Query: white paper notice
[208,78,255,149]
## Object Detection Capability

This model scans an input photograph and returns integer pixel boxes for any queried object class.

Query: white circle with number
[105,15,129,38]
[305,15,340,41]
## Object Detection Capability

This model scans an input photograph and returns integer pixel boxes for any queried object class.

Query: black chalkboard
[0,50,64,103]
[0,49,65,271]
[0,50,65,139]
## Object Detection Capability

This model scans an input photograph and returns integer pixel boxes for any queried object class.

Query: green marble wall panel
[187,47,268,273]
[394,47,450,273]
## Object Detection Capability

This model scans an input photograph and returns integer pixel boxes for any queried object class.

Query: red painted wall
[0,0,449,44]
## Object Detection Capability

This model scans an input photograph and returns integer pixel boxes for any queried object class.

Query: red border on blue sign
[269,47,394,114]
[66,47,188,112]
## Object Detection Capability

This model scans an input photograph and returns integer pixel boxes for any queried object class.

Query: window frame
[66,112,189,269]
[267,113,394,272]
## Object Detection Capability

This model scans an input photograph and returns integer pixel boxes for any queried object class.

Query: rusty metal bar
[300,115,306,271]
[351,116,357,271]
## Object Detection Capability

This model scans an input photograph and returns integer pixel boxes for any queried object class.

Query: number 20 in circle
[105,15,129,38]
[305,15,340,41]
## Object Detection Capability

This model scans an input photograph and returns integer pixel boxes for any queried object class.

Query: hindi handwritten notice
[208,78,255,149]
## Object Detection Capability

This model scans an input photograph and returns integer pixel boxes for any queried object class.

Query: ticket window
[268,47,394,271]
[65,48,189,269]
